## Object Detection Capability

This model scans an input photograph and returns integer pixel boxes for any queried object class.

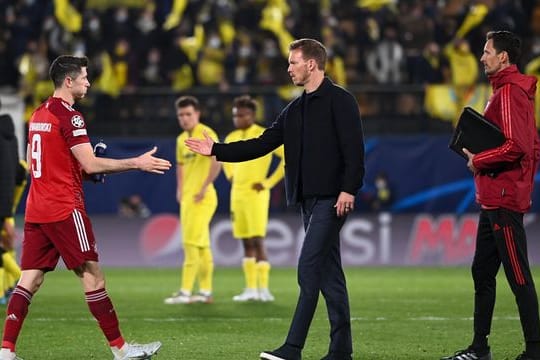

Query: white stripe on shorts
[73,210,90,252]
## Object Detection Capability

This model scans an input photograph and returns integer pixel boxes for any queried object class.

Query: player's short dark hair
[486,31,521,64]
[289,38,327,70]
[49,55,89,88]
[175,95,200,111]
[232,95,257,113]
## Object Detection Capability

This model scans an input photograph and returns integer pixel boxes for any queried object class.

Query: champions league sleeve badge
[71,114,85,128]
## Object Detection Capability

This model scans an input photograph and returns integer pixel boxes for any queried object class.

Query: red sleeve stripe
[474,85,512,162]
[501,84,512,138]
[503,225,525,285]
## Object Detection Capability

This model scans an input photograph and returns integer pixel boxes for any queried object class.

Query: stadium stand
[1,0,539,136]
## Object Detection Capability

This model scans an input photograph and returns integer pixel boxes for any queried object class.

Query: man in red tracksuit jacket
[442,31,540,360]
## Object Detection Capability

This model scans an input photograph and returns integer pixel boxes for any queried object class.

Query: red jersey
[26,97,90,223]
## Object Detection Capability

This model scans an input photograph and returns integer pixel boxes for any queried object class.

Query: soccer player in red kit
[0,55,171,360]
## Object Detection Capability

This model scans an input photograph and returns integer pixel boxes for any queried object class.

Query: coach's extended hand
[185,131,214,156]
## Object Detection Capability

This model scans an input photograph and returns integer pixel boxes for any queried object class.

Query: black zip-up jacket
[0,114,18,220]
[212,77,365,205]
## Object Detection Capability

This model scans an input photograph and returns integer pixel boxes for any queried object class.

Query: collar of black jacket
[305,76,334,98]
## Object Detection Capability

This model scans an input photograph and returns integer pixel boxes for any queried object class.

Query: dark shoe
[440,347,492,360]
[320,352,352,360]
[516,352,540,360]
[260,344,301,360]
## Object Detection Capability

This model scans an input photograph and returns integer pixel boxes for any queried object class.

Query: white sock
[0,348,16,360]
[111,343,129,358]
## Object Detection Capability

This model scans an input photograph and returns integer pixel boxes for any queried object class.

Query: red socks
[3,287,125,352]
[2,286,33,351]
[85,288,124,347]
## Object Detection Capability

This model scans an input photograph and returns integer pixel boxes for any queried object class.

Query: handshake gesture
[184,131,215,156]
[87,141,172,183]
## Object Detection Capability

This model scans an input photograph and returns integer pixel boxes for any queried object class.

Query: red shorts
[22,209,99,271]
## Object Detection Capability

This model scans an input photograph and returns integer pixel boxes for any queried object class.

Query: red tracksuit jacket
[472,64,540,213]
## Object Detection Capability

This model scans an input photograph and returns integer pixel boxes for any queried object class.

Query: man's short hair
[486,31,521,64]
[232,95,257,113]
[175,95,200,111]
[49,55,89,88]
[289,38,327,70]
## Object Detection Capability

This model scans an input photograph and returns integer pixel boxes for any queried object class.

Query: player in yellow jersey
[223,95,284,302]
[165,96,221,305]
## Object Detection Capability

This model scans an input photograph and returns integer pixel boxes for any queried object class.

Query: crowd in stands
[1,0,540,132]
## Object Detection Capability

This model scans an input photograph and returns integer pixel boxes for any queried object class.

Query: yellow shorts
[180,191,217,247]
[230,189,270,239]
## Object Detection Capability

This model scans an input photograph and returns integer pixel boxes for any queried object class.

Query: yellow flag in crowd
[219,20,236,47]
[357,0,396,11]
[424,84,491,125]
[53,0,82,33]
[179,24,205,63]
[163,0,188,31]
[424,85,458,122]
[94,52,121,97]
[455,4,489,39]
[260,0,294,58]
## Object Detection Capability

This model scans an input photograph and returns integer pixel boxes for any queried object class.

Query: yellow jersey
[176,123,219,196]
[223,124,284,194]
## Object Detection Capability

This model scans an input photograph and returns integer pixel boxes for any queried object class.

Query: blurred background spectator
[118,194,151,218]
[363,171,394,212]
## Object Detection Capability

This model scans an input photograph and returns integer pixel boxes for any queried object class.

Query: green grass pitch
[1,267,534,359]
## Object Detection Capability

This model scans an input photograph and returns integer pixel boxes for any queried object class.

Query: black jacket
[213,77,365,205]
[0,114,18,219]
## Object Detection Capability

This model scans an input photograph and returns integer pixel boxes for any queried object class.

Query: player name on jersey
[29,122,52,132]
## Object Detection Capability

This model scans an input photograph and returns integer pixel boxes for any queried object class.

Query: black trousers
[472,208,540,344]
[285,197,352,355]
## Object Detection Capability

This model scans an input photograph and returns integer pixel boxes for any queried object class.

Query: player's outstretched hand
[137,146,172,174]
[184,131,214,156]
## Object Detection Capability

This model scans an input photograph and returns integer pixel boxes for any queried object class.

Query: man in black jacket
[0,99,18,237]
[186,38,364,360]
